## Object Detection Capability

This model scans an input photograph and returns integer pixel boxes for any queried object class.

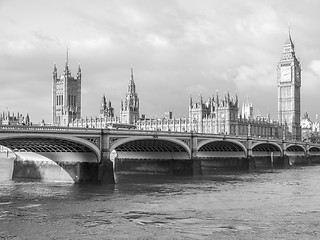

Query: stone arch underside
[198,140,246,158]
[0,137,99,182]
[0,137,99,162]
[285,145,306,156]
[252,143,282,157]
[308,146,320,156]
[112,139,190,160]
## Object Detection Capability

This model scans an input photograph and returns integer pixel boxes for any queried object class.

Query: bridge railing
[0,125,100,133]
[0,125,312,146]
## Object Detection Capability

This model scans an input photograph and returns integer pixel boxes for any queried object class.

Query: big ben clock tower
[277,32,301,140]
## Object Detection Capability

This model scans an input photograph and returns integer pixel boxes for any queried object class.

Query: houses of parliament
[52,34,302,141]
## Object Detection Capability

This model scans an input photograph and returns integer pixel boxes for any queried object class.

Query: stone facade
[52,51,81,126]
[137,92,282,138]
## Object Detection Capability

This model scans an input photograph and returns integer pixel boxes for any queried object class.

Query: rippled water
[1,157,320,239]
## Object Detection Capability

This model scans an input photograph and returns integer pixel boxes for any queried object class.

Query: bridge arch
[197,139,247,158]
[0,134,101,161]
[251,142,282,157]
[308,146,320,156]
[285,144,306,156]
[110,137,191,158]
[0,134,102,182]
[309,146,320,152]
[285,144,306,152]
[109,137,191,174]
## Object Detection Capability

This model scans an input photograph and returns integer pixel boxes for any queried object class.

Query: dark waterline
[1,158,320,239]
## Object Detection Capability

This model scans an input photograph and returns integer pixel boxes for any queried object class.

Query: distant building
[313,115,320,132]
[52,50,81,126]
[100,94,114,118]
[240,97,254,121]
[70,94,120,128]
[0,111,30,126]
[300,112,320,143]
[301,112,313,141]
[69,68,139,129]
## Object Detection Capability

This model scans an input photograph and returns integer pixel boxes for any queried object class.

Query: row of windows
[56,95,77,106]
[68,95,77,107]
[56,95,63,105]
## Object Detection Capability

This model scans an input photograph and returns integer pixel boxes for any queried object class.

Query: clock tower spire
[277,32,301,140]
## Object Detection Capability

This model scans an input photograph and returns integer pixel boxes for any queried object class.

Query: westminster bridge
[1,125,320,184]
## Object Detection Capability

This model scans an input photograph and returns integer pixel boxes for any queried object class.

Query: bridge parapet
[0,125,101,134]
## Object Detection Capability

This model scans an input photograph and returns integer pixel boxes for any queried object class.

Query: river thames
[1,157,320,239]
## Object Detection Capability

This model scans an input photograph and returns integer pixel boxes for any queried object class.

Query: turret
[77,64,81,79]
[100,94,107,115]
[189,94,193,107]
[53,63,57,80]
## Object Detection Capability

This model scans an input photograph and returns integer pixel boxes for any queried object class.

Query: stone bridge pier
[98,134,115,184]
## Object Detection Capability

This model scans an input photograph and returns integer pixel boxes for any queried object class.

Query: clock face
[280,66,291,82]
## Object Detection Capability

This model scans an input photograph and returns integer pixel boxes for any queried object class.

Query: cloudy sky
[1,0,320,123]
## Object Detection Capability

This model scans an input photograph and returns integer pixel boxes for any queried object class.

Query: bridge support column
[278,155,290,168]
[12,155,104,183]
[98,152,115,184]
[245,138,255,171]
[191,134,202,175]
[192,158,202,175]
[247,157,256,171]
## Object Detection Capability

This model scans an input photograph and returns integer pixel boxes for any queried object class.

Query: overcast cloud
[1,0,320,123]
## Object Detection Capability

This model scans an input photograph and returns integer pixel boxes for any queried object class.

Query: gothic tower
[120,68,139,124]
[188,94,211,133]
[216,92,238,135]
[52,49,81,126]
[100,94,114,118]
[277,32,301,140]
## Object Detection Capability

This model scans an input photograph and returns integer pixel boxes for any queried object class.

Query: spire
[283,30,294,52]
[216,90,219,106]
[53,62,57,78]
[130,67,134,82]
[128,67,136,94]
[235,91,238,106]
[64,46,70,75]
[101,94,106,107]
[66,45,69,66]
[189,94,193,107]
[77,63,81,79]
